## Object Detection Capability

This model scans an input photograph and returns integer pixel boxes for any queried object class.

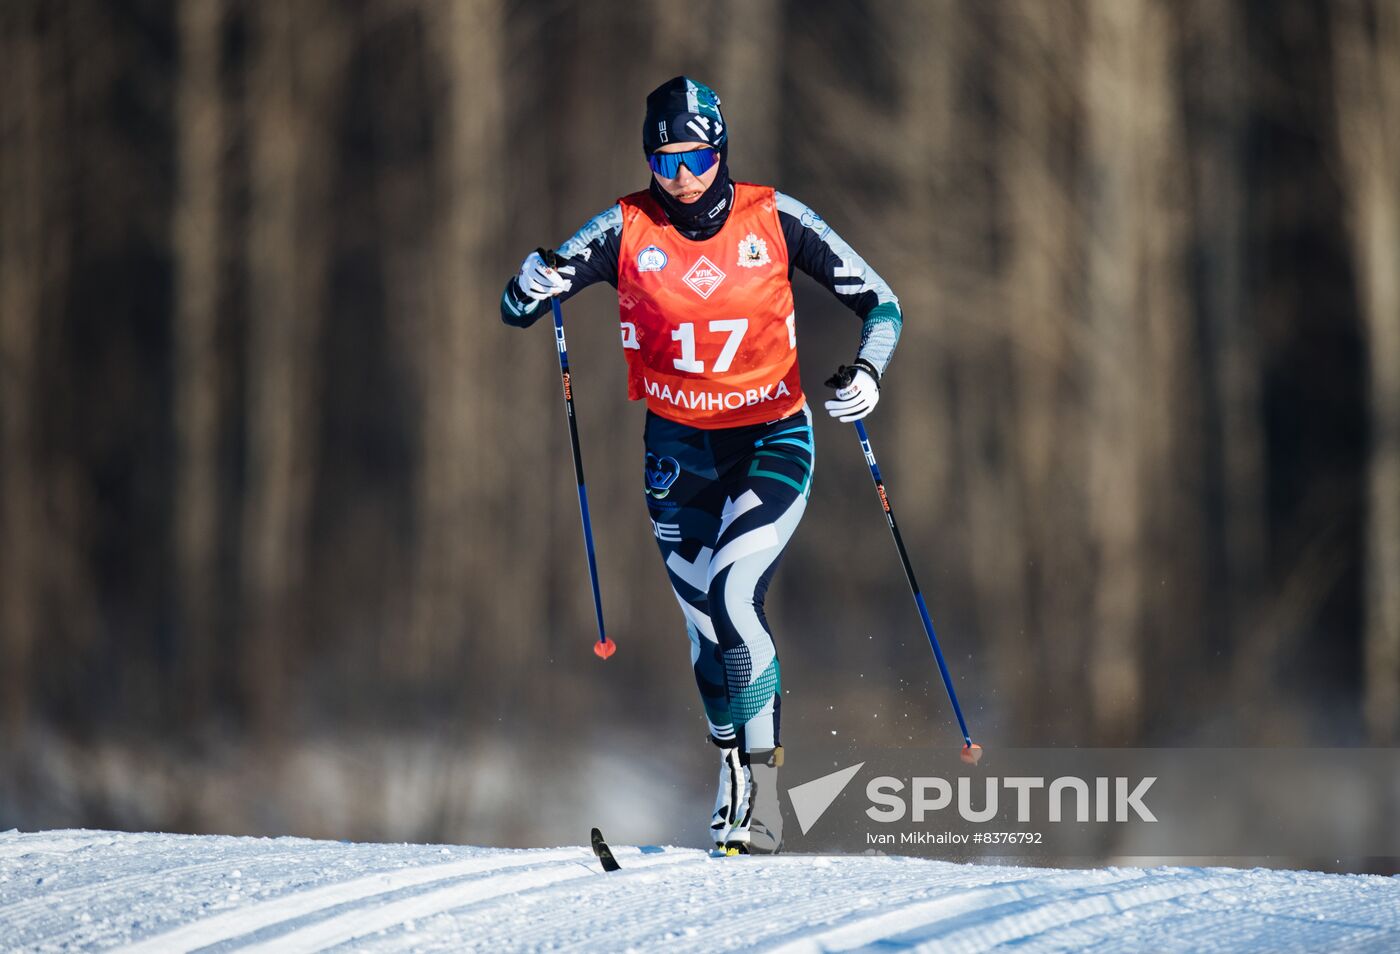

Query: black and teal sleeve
[774,192,902,378]
[500,204,625,328]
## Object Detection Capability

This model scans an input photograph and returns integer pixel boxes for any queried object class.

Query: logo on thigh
[645,453,681,499]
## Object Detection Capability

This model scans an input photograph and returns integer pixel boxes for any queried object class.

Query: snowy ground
[2,830,1398,952]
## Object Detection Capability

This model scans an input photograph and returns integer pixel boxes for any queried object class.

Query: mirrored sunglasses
[647,147,720,179]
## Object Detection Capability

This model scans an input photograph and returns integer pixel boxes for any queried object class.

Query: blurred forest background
[1,0,1398,851]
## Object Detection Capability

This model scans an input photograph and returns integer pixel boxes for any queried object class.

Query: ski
[590,827,621,872]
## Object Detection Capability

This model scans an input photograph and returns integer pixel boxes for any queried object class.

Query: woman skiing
[501,77,902,854]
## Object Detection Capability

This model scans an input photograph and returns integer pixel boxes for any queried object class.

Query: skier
[501,77,902,854]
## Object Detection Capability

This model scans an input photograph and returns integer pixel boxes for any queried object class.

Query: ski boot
[708,736,784,855]
[709,736,752,854]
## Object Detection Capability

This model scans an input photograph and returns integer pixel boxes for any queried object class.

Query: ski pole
[543,250,615,660]
[851,418,980,763]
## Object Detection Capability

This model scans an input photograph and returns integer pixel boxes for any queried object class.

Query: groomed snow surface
[1,830,1398,952]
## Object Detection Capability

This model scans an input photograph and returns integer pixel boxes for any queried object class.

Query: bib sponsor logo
[682,255,726,299]
[737,232,770,268]
[637,245,668,273]
[643,376,790,412]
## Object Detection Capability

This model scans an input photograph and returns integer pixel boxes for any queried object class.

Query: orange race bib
[616,183,805,429]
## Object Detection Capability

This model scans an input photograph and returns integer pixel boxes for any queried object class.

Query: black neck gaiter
[649,159,733,241]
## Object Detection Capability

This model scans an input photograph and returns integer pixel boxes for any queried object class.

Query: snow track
[764,869,1251,952]
[233,848,698,953]
[1,830,1397,952]
[116,848,591,953]
[2,846,320,939]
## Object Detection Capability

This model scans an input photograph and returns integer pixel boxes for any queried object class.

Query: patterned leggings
[643,406,814,752]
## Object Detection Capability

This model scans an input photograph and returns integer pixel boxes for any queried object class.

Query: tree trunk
[173,0,226,722]
[1333,0,1400,744]
[412,0,508,679]
[1179,0,1264,679]
[882,0,972,698]
[997,0,1092,739]
[241,0,344,734]
[0,0,46,735]
[715,0,783,184]
[1081,0,1189,742]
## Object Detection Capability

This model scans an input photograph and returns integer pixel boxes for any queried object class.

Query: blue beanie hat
[642,76,727,154]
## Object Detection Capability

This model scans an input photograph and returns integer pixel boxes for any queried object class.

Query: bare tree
[714,0,783,185]
[173,0,227,719]
[879,0,976,714]
[0,0,47,734]
[241,0,347,732]
[1179,0,1265,672]
[993,1,1092,738]
[1333,0,1400,744]
[884,0,959,508]
[1081,0,1190,743]
[412,0,509,676]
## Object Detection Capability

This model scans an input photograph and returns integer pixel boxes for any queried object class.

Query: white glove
[516,249,574,301]
[824,364,880,422]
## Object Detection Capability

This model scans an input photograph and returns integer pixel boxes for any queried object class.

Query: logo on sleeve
[737,232,770,268]
[799,208,829,237]
[637,245,668,273]
[682,256,726,299]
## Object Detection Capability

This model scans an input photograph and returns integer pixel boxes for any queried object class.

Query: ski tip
[593,637,617,660]
[960,742,984,765]
[590,827,621,872]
